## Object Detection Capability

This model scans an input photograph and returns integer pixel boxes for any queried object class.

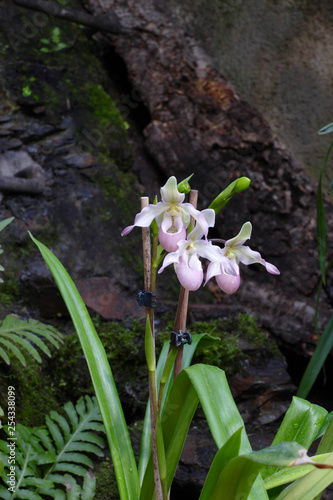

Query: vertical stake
[173,189,198,379]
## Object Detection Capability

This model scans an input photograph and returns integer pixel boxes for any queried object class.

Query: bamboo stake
[173,189,198,379]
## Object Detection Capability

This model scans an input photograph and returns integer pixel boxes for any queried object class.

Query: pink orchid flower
[158,209,221,291]
[121,177,211,252]
[206,222,280,294]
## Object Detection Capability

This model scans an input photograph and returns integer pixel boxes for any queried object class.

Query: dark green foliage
[0,314,63,366]
[0,395,104,499]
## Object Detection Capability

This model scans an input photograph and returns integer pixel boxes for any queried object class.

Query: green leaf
[81,470,96,500]
[261,396,328,496]
[264,453,330,490]
[202,442,305,500]
[297,314,333,398]
[276,451,333,499]
[314,140,333,286]
[318,123,333,135]
[0,217,14,233]
[0,396,105,497]
[0,314,63,366]
[140,367,198,500]
[0,345,11,364]
[29,234,139,500]
[63,474,80,500]
[271,397,327,449]
[199,428,243,499]
[138,333,218,485]
[0,336,26,365]
[141,364,268,500]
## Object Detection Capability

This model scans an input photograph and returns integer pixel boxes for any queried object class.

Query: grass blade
[297,315,333,398]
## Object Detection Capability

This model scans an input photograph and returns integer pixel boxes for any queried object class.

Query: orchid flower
[158,209,221,291]
[206,221,280,294]
[121,176,211,252]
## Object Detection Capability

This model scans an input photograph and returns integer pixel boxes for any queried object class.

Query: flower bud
[208,177,251,215]
[177,174,194,194]
[234,177,251,193]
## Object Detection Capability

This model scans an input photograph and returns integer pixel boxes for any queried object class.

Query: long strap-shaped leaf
[138,333,217,484]
[30,234,139,500]
[201,441,307,500]
[276,451,333,500]
[140,364,268,500]
[297,314,333,399]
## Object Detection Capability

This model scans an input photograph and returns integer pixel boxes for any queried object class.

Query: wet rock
[63,153,95,169]
[75,277,145,320]
[0,150,45,194]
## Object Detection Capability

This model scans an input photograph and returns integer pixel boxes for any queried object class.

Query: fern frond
[0,314,63,365]
[0,217,14,233]
[81,470,96,500]
[0,395,105,499]
[45,396,105,481]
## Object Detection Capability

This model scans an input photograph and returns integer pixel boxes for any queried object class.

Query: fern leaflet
[0,395,104,499]
[0,314,63,366]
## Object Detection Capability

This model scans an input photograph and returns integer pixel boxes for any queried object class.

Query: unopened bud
[208,177,251,215]
[178,174,194,194]
[234,177,251,193]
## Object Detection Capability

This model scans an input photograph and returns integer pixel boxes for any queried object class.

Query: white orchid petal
[221,256,239,276]
[188,253,202,271]
[121,225,135,236]
[226,222,252,248]
[265,262,280,275]
[188,208,216,240]
[205,261,222,283]
[123,202,168,235]
[158,250,181,273]
[195,241,224,262]
[160,176,185,204]
[235,246,280,274]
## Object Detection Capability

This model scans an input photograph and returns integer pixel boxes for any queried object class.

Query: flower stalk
[141,197,164,500]
[173,189,198,379]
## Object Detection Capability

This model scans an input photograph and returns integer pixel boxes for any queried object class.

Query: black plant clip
[170,331,192,347]
[136,290,157,308]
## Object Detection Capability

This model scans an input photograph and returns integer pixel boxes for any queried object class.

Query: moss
[92,155,143,276]
[47,331,93,405]
[1,356,59,427]
[85,83,129,135]
[0,272,20,308]
[94,457,119,500]
[184,313,278,376]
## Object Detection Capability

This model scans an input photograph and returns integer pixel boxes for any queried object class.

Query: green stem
[157,347,178,411]
[141,198,164,500]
